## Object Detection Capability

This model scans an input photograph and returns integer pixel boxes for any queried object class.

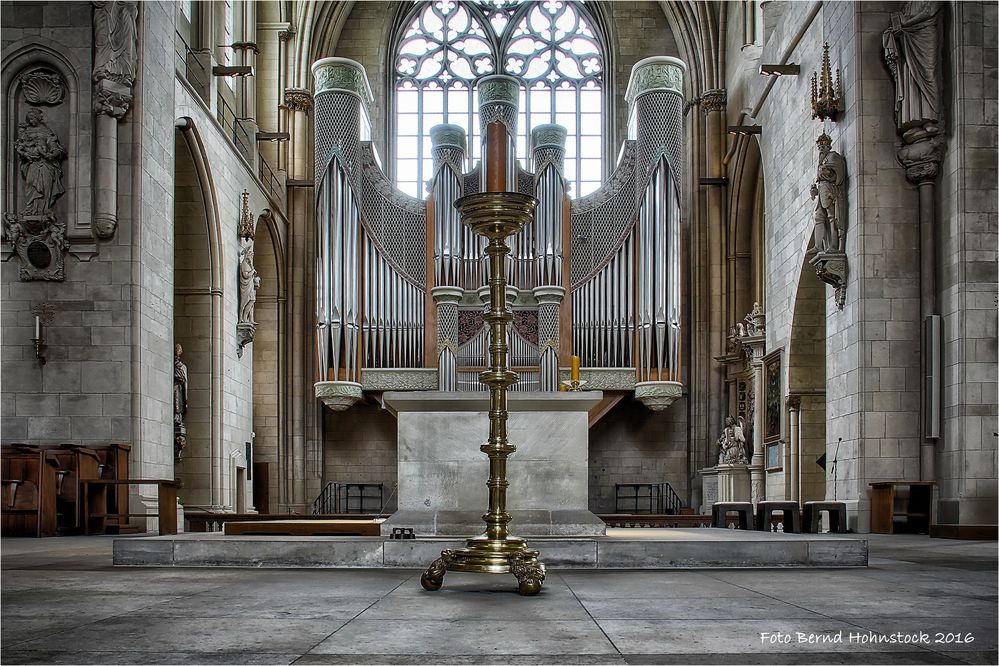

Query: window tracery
[393,0,605,199]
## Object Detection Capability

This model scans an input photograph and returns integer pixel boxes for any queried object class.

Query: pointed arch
[175,117,226,509]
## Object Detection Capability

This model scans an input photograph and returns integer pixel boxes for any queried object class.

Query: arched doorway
[787,262,827,504]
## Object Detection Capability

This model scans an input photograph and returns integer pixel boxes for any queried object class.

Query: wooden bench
[82,479,182,535]
[1,447,59,537]
[712,501,754,529]
[756,501,802,533]
[187,513,380,533]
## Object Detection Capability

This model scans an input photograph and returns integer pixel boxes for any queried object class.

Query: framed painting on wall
[763,349,782,443]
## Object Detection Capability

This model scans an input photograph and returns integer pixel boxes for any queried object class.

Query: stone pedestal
[717,463,751,504]
[698,467,719,514]
[380,391,606,537]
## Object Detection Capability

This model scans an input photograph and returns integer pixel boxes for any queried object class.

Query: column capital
[532,285,566,304]
[430,285,464,304]
[699,88,727,115]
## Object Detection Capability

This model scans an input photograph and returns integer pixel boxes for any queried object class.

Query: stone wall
[936,2,998,525]
[588,397,689,514]
[322,403,399,514]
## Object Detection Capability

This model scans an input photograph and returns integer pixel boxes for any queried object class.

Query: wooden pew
[91,443,131,531]
[41,445,102,533]
[82,479,181,535]
[1,446,60,537]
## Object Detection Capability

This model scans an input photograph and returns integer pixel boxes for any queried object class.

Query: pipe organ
[312,56,687,411]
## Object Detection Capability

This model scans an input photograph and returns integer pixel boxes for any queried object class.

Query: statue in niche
[174,344,188,460]
[93,0,138,87]
[718,416,749,466]
[15,108,66,217]
[4,107,70,280]
[809,134,847,255]
[883,1,942,144]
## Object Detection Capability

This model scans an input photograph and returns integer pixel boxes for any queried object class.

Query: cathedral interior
[1,0,997,663]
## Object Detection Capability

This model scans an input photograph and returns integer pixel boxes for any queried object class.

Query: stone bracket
[634,380,683,411]
[315,380,364,411]
[809,250,848,310]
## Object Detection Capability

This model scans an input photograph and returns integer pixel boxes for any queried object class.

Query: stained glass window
[393,1,605,199]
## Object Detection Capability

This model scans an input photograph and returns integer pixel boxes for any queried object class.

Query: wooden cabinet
[869,481,934,534]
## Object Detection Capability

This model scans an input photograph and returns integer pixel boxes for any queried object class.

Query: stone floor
[1,534,996,665]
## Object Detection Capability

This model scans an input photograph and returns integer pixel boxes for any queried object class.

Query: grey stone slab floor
[1,534,995,665]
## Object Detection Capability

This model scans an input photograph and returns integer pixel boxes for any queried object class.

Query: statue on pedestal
[883,1,942,144]
[809,134,847,255]
[718,415,748,465]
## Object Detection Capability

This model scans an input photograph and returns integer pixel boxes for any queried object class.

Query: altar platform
[113,527,867,569]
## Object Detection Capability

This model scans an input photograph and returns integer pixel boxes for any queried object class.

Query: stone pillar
[533,286,565,392]
[92,0,138,240]
[432,286,462,391]
[744,337,766,504]
[788,395,801,503]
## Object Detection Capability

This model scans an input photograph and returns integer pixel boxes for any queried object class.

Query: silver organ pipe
[312,57,369,384]
[430,125,466,390]
[630,56,686,383]
[361,235,425,369]
[532,124,567,391]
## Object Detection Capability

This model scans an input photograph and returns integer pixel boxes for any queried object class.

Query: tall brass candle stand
[420,191,546,596]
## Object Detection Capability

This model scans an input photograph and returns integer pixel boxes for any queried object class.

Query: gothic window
[393,0,605,199]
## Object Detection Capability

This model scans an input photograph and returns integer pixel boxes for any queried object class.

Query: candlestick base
[560,379,588,392]
[421,536,546,595]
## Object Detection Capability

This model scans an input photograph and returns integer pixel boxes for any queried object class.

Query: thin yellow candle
[571,355,580,382]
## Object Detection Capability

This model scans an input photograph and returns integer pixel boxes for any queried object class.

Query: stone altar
[379,391,606,537]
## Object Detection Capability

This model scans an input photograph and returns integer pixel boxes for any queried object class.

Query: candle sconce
[31,304,54,366]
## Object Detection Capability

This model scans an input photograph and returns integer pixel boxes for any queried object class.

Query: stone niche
[380,391,607,537]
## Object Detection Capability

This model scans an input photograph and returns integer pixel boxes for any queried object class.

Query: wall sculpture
[807,133,849,309]
[236,192,261,358]
[4,104,70,280]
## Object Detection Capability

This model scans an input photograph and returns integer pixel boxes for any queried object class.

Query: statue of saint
[93,0,138,86]
[743,302,765,336]
[174,344,188,459]
[15,109,66,217]
[718,416,748,465]
[809,134,847,254]
[238,246,260,325]
[883,1,942,143]
[174,345,188,423]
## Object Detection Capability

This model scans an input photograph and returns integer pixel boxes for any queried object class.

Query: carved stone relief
[4,106,70,280]
[174,343,189,461]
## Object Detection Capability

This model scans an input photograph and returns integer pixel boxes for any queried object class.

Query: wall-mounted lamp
[256,131,290,142]
[212,65,254,77]
[32,315,46,365]
[727,125,762,136]
[760,64,800,76]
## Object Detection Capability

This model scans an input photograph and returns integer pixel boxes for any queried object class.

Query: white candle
[34,315,40,340]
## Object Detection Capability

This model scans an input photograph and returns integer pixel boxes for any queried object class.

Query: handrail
[313,482,335,514]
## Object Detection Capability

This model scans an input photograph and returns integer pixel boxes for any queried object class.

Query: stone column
[788,395,801,503]
[700,88,728,456]
[92,0,138,240]
[744,336,766,504]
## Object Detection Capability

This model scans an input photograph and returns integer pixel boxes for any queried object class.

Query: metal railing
[175,31,209,96]
[258,153,284,205]
[613,482,685,514]
[312,482,385,514]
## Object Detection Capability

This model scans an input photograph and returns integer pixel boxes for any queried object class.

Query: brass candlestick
[420,190,546,596]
